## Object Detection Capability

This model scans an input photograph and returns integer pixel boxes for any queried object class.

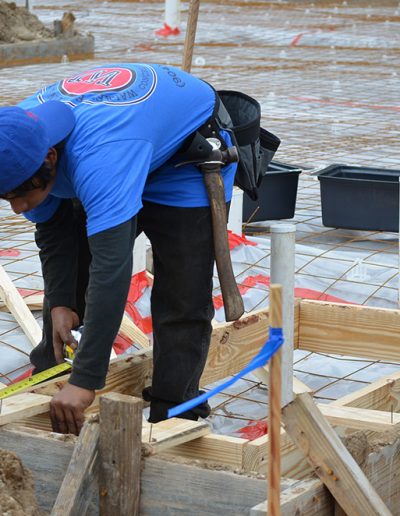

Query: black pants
[31,201,216,422]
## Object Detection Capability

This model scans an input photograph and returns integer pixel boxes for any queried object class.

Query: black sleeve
[35,200,79,311]
[68,217,137,390]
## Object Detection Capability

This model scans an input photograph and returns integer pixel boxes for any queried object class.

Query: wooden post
[182,0,200,72]
[268,284,282,516]
[51,416,99,516]
[99,393,143,516]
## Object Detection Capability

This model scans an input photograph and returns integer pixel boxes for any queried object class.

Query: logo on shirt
[60,67,135,95]
[48,64,157,106]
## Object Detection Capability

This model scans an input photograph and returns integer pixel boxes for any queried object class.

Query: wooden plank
[0,291,44,311]
[332,370,400,412]
[99,393,142,516]
[254,366,313,394]
[360,433,400,514]
[51,416,99,516]
[140,457,288,516]
[142,417,209,454]
[120,314,150,349]
[0,393,51,426]
[319,404,400,431]
[0,264,42,346]
[299,300,400,362]
[33,351,153,401]
[164,433,247,468]
[242,429,312,479]
[250,478,334,516]
[0,426,86,514]
[282,393,391,516]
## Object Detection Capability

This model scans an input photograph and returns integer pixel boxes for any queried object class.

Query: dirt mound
[0,448,42,516]
[0,1,53,43]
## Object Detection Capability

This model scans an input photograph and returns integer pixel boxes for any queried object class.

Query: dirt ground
[0,1,53,43]
[0,448,42,516]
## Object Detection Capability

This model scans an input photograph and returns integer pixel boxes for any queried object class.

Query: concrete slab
[0,33,94,68]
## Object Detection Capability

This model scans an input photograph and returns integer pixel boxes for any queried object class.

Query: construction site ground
[0,0,400,437]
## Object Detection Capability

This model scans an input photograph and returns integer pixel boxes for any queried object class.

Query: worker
[0,62,238,435]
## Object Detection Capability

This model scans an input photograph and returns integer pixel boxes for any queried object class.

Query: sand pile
[0,448,42,516]
[0,1,52,43]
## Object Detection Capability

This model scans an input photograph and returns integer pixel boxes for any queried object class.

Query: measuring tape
[0,362,72,400]
[0,329,83,400]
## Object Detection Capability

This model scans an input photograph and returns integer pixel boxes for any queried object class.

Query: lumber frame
[1,421,400,515]
[2,300,400,514]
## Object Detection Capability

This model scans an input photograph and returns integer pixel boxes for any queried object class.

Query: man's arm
[50,217,137,434]
[69,217,137,389]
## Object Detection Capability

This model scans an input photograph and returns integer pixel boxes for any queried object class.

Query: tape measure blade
[0,362,71,400]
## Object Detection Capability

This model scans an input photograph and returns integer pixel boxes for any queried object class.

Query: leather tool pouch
[217,90,281,200]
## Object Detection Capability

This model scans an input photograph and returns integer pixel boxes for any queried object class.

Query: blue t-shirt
[18,63,236,236]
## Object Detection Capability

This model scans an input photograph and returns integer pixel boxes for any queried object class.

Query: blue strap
[168,327,284,418]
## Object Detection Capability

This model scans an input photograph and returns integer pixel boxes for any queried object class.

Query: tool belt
[217,90,281,200]
[177,90,281,200]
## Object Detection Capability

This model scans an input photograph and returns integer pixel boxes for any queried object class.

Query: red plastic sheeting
[228,230,257,250]
[124,270,153,337]
[237,419,268,440]
[213,273,350,310]
[17,288,43,298]
[0,249,20,257]
[213,274,270,310]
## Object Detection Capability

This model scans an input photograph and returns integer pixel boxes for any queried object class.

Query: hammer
[181,0,244,321]
[200,142,245,322]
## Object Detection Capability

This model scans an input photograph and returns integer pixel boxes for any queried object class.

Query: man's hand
[50,383,95,435]
[51,306,79,363]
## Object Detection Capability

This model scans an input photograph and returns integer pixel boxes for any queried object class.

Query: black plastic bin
[317,164,400,232]
[242,161,302,222]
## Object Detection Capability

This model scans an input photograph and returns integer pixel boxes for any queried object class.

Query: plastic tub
[317,164,400,232]
[242,161,302,222]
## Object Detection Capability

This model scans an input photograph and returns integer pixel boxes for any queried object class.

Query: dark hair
[0,140,65,200]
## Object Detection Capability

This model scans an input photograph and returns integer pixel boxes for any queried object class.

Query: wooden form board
[1,420,400,515]
[298,300,400,361]
[25,307,289,403]
[0,393,51,426]
[15,306,301,432]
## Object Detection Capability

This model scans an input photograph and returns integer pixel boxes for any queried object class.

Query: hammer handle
[203,166,245,322]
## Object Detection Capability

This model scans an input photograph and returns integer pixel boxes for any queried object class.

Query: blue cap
[0,101,75,194]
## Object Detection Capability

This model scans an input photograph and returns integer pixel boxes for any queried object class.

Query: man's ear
[46,147,58,168]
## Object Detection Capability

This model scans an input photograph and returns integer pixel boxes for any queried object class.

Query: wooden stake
[51,416,99,516]
[268,284,282,516]
[182,0,200,72]
[99,393,143,516]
